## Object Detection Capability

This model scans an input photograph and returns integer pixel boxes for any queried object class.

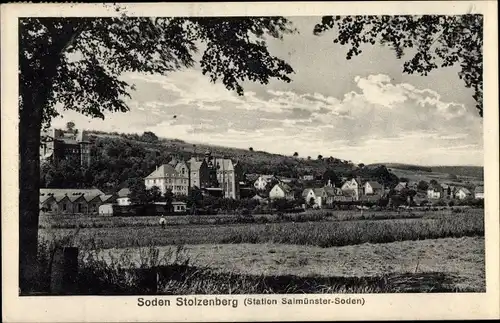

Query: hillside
[41,130,400,191]
[369,163,484,188]
[430,166,484,179]
[89,130,358,178]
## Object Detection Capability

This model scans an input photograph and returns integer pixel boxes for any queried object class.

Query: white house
[172,201,187,213]
[474,186,484,199]
[98,203,114,216]
[116,188,131,206]
[303,188,325,207]
[145,164,190,196]
[269,183,294,200]
[341,178,363,201]
[364,181,383,195]
[394,182,408,193]
[254,175,277,191]
[427,184,443,199]
[455,187,472,200]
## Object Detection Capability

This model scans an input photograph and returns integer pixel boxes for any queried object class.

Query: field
[388,167,483,187]
[39,208,485,294]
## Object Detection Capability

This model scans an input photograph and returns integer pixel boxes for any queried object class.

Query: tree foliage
[314,15,483,117]
[20,16,296,128]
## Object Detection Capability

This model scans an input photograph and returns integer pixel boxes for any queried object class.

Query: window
[62,203,67,211]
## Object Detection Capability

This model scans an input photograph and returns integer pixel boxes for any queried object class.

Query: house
[116,188,131,206]
[213,158,242,199]
[303,188,325,207]
[393,182,408,193]
[474,186,484,199]
[145,164,190,196]
[341,177,363,201]
[39,188,112,215]
[455,187,472,200]
[303,186,343,208]
[98,203,114,216]
[427,184,443,199]
[40,128,91,167]
[187,157,210,188]
[269,183,294,200]
[364,181,383,195]
[254,175,278,191]
[172,201,187,213]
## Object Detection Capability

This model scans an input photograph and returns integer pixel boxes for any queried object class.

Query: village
[38,127,485,217]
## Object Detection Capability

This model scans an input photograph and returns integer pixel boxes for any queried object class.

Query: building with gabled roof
[341,177,363,201]
[39,188,108,214]
[116,188,131,206]
[187,157,210,189]
[254,175,279,191]
[269,183,294,200]
[40,128,91,167]
[364,181,384,195]
[427,183,443,199]
[455,187,472,200]
[145,163,189,196]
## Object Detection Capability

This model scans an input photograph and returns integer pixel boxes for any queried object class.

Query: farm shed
[98,203,114,216]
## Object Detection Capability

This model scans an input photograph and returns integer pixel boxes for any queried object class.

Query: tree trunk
[19,96,43,295]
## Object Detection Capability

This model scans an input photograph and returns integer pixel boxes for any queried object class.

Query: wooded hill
[40,130,400,193]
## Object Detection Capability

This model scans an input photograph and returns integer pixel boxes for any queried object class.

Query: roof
[117,188,130,197]
[428,183,443,191]
[323,186,338,196]
[146,164,178,179]
[396,182,408,188]
[214,158,234,171]
[475,186,484,193]
[187,157,204,171]
[312,188,325,196]
[40,188,105,196]
[302,188,312,197]
[100,194,115,202]
[366,181,383,189]
[457,187,471,194]
[172,201,187,205]
[40,188,106,204]
[274,183,293,193]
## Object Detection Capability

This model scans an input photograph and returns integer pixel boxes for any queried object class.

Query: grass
[38,208,470,229]
[35,236,484,295]
[39,210,484,250]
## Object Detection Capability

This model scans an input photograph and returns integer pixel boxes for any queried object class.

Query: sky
[52,17,484,166]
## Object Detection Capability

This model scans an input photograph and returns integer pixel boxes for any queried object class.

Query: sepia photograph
[2,1,499,322]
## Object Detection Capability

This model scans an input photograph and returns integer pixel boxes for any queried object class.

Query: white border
[2,2,499,322]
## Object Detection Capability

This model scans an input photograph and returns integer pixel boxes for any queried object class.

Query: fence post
[135,267,158,294]
[50,247,79,295]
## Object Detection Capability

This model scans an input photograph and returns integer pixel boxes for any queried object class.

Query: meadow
[39,209,483,249]
[38,208,485,294]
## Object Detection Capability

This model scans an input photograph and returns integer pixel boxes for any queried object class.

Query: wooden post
[50,247,78,295]
[135,268,158,294]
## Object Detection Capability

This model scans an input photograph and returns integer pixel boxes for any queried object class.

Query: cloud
[51,70,483,166]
